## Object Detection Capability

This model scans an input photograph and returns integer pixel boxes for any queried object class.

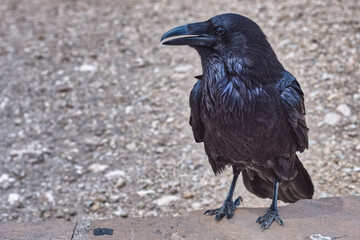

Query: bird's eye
[215,27,225,36]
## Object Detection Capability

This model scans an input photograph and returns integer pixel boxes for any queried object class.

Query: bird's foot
[256,208,284,230]
[204,196,242,221]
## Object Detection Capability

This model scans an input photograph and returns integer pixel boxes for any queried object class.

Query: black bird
[161,13,314,229]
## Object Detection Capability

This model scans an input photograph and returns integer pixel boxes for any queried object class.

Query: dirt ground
[0,0,359,223]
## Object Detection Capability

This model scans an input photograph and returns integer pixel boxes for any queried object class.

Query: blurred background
[0,0,359,223]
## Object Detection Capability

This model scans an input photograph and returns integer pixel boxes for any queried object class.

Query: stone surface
[72,217,93,240]
[0,220,74,240]
[88,196,360,240]
[0,196,359,240]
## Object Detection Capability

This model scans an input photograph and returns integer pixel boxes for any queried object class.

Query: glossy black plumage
[162,13,314,228]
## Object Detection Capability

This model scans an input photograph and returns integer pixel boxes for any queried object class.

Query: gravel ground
[0,0,359,223]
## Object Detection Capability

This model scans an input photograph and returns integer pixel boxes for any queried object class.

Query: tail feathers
[278,156,314,203]
[242,170,273,199]
[242,156,314,203]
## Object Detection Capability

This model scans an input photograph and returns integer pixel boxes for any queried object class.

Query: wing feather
[189,76,204,142]
[278,71,309,152]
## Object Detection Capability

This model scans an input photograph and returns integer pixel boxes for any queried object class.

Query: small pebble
[116,178,126,188]
[154,195,180,206]
[79,64,97,72]
[8,193,20,205]
[182,191,194,199]
[323,112,341,126]
[105,170,126,179]
[113,207,129,218]
[336,104,351,117]
[88,164,108,173]
[174,64,193,73]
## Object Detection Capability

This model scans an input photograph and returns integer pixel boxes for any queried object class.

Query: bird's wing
[277,71,309,152]
[189,76,204,142]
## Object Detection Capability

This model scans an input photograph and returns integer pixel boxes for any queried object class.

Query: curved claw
[225,209,234,219]
[274,216,284,226]
[234,196,242,206]
[204,207,221,216]
[204,196,242,221]
[214,209,226,221]
[260,222,269,230]
[256,209,284,230]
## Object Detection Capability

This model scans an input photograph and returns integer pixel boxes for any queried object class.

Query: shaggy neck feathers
[199,51,282,121]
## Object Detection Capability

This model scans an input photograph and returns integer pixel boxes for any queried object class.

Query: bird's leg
[204,168,242,221]
[256,181,284,229]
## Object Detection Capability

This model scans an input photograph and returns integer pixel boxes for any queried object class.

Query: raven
[161,13,314,229]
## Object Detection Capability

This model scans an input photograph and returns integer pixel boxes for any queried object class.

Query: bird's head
[162,13,268,57]
[161,13,283,82]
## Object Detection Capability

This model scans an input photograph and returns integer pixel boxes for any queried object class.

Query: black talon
[204,170,242,221]
[234,196,242,205]
[204,208,221,215]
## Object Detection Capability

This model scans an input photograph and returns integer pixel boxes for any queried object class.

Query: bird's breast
[201,77,277,126]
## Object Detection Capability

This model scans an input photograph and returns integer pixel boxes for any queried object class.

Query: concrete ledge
[89,196,359,240]
[1,196,359,240]
[0,220,74,240]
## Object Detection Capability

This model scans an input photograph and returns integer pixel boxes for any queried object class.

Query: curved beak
[161,21,213,47]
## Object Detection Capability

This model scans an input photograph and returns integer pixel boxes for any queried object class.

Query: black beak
[161,21,213,47]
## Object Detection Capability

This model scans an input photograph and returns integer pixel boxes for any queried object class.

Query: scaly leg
[256,181,284,229]
[204,169,242,221]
